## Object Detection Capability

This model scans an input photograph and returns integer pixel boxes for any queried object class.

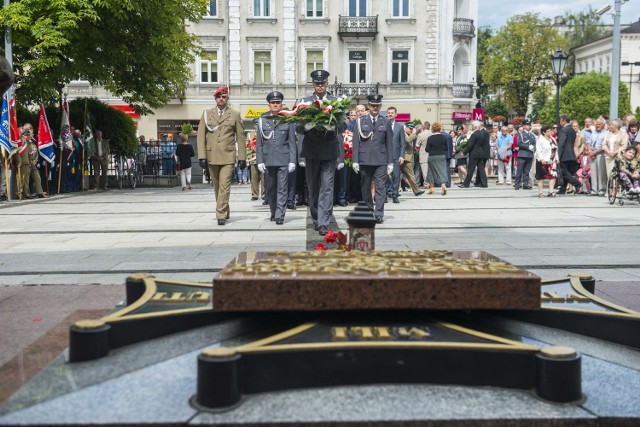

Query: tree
[480,13,567,116]
[484,97,509,119]
[529,85,551,123]
[0,0,208,113]
[475,26,493,102]
[537,72,631,125]
[564,7,606,48]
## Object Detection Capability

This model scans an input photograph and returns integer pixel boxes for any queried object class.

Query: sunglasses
[215,95,228,99]
[269,101,282,104]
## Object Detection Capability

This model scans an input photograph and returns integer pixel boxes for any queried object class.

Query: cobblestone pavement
[1,182,639,387]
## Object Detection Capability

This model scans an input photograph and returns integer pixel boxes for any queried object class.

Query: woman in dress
[453,125,468,185]
[424,122,449,195]
[535,125,559,197]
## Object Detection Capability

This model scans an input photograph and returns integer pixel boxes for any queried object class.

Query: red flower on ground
[314,243,327,251]
[324,229,338,244]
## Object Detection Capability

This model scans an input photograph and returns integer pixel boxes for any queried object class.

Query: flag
[9,98,20,150]
[83,121,94,155]
[37,105,56,164]
[0,94,9,154]
[60,98,73,152]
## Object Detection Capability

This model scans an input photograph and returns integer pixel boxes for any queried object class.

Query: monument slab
[213,250,540,311]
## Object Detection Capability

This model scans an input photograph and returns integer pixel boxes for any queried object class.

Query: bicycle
[114,151,138,189]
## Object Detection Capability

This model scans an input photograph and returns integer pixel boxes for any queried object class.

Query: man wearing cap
[514,120,536,190]
[400,122,424,196]
[298,69,345,236]
[352,94,394,223]
[256,91,297,225]
[197,86,247,225]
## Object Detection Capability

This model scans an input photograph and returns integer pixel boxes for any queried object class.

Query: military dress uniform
[197,87,246,225]
[298,70,345,235]
[256,91,297,225]
[15,137,45,198]
[352,95,394,222]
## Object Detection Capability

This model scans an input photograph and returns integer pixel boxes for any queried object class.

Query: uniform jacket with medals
[298,94,345,161]
[516,129,537,159]
[256,114,297,167]
[197,107,246,165]
[352,115,394,166]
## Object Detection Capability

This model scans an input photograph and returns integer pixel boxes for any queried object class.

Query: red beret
[214,86,228,97]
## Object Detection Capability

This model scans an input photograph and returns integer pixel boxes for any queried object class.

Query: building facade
[572,19,640,114]
[67,0,478,138]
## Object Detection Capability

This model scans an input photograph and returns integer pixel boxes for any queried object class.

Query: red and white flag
[37,105,56,164]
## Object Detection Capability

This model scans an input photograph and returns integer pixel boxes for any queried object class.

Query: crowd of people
[193,72,640,234]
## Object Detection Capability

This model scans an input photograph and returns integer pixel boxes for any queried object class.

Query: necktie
[372,117,376,126]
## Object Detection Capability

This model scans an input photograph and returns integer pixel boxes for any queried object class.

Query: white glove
[352,163,360,173]
[258,163,266,173]
[529,145,534,151]
[387,163,393,175]
[299,159,306,168]
[288,163,295,173]
[337,161,344,170]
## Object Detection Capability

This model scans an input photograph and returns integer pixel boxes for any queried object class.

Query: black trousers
[463,158,487,187]
[559,160,581,191]
[515,157,533,188]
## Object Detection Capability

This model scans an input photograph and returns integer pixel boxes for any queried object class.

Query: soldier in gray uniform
[351,94,394,223]
[256,91,297,225]
[298,69,345,236]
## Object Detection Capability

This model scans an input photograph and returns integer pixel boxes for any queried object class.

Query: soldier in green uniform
[197,86,247,226]
[89,130,110,190]
[14,127,47,199]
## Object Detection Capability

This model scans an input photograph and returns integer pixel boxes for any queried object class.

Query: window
[306,50,324,82]
[254,51,272,84]
[349,0,366,16]
[253,0,270,17]
[348,50,367,83]
[209,0,217,16]
[306,0,323,17]
[200,51,219,84]
[393,0,409,17]
[391,50,409,83]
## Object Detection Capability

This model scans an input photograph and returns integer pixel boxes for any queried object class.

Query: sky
[478,1,640,30]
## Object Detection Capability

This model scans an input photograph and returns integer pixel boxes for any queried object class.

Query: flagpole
[82,99,87,191]
[3,151,8,198]
[58,100,64,194]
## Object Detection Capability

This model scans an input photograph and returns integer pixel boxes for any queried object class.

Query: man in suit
[557,114,582,195]
[514,120,536,190]
[352,94,394,223]
[298,70,345,236]
[90,130,110,191]
[460,121,490,188]
[197,86,247,225]
[256,91,297,225]
[385,106,405,203]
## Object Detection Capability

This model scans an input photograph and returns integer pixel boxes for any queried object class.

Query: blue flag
[0,94,10,154]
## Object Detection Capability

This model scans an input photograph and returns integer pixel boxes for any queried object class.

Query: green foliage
[1,0,208,112]
[67,98,137,155]
[564,7,606,48]
[529,85,552,123]
[537,73,632,125]
[475,26,493,101]
[484,97,509,119]
[181,123,194,135]
[480,13,567,116]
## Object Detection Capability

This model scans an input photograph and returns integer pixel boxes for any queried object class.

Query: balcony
[453,18,475,38]
[330,81,380,98]
[338,15,378,40]
[453,84,474,99]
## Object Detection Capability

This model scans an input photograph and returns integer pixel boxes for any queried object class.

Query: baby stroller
[607,175,640,206]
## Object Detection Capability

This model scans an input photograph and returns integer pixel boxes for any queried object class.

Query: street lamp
[550,49,568,127]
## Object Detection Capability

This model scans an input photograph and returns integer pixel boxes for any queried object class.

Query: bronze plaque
[213,250,540,312]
